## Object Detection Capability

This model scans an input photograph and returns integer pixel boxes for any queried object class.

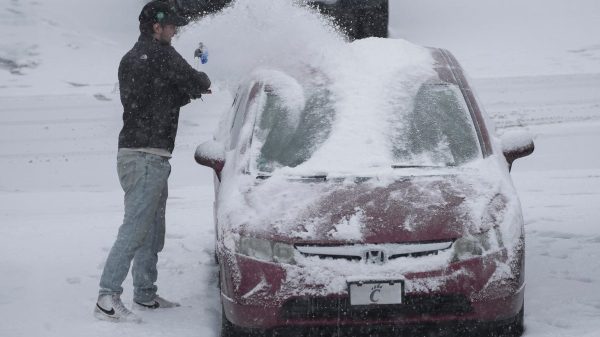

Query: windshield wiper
[300,175,327,181]
[255,174,327,181]
[391,164,455,169]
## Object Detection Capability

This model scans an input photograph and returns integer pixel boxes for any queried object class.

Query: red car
[196,39,533,337]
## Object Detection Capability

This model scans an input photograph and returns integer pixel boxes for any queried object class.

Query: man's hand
[176,92,192,107]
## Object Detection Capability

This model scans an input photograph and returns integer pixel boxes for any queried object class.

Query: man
[94,0,211,322]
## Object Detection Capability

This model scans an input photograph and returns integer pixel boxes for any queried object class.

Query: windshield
[250,77,481,175]
[389,82,481,167]
[253,83,335,173]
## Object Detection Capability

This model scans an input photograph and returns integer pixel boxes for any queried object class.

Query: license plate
[349,280,404,306]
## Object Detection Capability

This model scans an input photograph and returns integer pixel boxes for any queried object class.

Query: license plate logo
[349,280,404,306]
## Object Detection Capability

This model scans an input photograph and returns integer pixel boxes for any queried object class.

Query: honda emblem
[365,250,385,264]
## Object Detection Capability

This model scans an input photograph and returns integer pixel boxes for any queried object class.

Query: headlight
[452,230,491,261]
[452,227,505,262]
[452,194,507,262]
[238,237,296,264]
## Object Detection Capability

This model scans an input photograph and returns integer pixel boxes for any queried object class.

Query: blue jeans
[99,150,171,303]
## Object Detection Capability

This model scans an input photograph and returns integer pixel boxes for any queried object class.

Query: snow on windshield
[251,70,335,173]
[245,39,482,175]
[288,38,438,175]
[389,82,482,166]
[259,70,306,116]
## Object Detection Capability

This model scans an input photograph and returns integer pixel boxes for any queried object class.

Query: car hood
[219,172,503,245]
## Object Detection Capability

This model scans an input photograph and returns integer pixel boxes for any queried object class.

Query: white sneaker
[94,294,142,323]
[133,295,181,310]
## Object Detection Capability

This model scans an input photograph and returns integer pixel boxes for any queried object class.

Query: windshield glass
[253,82,335,173]
[250,76,481,175]
[389,82,481,167]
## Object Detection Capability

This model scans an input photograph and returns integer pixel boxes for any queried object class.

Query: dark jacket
[118,34,211,153]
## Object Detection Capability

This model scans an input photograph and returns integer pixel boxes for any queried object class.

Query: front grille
[295,241,454,263]
[282,295,472,320]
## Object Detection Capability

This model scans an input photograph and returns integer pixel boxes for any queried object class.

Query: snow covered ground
[1,0,599,336]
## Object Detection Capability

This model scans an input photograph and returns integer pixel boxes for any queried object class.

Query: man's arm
[165,47,211,99]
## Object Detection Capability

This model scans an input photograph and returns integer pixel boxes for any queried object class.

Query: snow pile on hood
[243,160,525,297]
[327,208,366,241]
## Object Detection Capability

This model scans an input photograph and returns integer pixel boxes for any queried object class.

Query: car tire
[484,301,525,337]
[220,310,236,337]
[221,309,270,337]
[503,301,525,337]
[220,309,242,337]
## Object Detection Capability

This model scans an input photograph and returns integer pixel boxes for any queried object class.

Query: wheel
[503,302,524,337]
[220,308,271,337]
[485,301,525,337]
[220,309,238,337]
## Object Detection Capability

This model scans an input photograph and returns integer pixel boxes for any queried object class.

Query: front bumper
[220,247,524,330]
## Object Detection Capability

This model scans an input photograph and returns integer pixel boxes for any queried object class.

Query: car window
[390,82,481,166]
[252,84,335,173]
[230,82,261,150]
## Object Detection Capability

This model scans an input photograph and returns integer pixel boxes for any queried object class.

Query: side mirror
[195,140,226,180]
[500,129,535,171]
